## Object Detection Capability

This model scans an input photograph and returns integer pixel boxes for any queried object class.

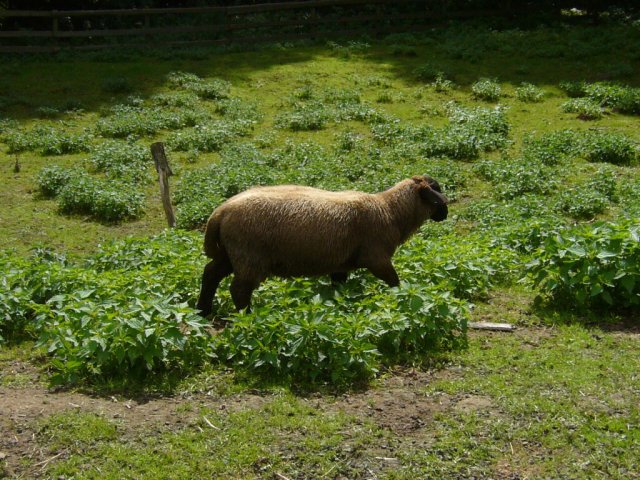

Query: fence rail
[0,1,514,53]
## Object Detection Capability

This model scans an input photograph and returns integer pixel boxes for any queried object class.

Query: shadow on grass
[1,16,640,121]
[530,296,640,334]
[61,364,371,401]
[0,45,323,122]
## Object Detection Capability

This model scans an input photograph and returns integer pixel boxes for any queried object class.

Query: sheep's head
[413,175,449,222]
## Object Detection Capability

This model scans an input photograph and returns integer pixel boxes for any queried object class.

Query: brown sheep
[196,175,448,316]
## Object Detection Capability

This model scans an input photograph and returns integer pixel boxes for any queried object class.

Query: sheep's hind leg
[230,276,259,312]
[196,258,233,317]
[330,272,348,284]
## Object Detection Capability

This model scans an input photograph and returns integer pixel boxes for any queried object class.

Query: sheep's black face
[431,203,448,222]
[415,175,449,222]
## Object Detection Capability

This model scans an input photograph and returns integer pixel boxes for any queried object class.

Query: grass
[1,17,640,478]
[414,324,640,479]
[42,395,385,479]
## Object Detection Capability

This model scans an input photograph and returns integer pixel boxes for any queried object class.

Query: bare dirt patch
[454,394,494,412]
[0,385,270,478]
[328,385,453,434]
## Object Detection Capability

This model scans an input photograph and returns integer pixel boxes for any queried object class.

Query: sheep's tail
[203,212,222,259]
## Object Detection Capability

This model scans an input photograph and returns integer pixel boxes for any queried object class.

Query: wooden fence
[0,1,515,53]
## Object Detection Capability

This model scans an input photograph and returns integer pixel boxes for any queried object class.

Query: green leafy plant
[413,64,448,82]
[326,40,370,58]
[475,157,556,200]
[150,91,199,108]
[214,280,468,385]
[96,103,209,138]
[166,71,231,100]
[334,131,363,153]
[581,82,640,114]
[555,187,609,219]
[371,104,509,160]
[561,98,604,120]
[167,120,254,152]
[36,166,79,198]
[528,220,640,309]
[559,80,587,98]
[396,233,518,300]
[57,174,145,223]
[36,106,60,118]
[292,84,314,100]
[515,83,544,103]
[4,125,92,155]
[35,292,211,384]
[444,103,510,152]
[89,140,150,181]
[0,118,18,134]
[1,231,211,382]
[0,254,34,343]
[215,97,262,122]
[523,130,579,165]
[471,78,501,101]
[375,92,393,104]
[101,77,134,94]
[580,130,637,164]
[275,103,329,131]
[431,74,456,93]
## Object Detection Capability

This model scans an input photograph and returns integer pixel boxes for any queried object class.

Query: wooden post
[222,8,230,43]
[150,142,177,228]
[52,10,59,47]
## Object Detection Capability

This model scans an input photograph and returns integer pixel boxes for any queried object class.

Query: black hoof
[330,272,348,284]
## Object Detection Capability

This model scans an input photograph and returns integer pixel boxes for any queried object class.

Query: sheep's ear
[419,185,448,206]
[413,176,448,206]
[423,175,443,193]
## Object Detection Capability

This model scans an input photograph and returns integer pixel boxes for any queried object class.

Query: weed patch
[471,78,501,102]
[581,130,638,165]
[528,220,640,309]
[3,125,92,155]
[475,157,555,199]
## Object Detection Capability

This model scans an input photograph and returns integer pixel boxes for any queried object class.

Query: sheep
[196,175,448,317]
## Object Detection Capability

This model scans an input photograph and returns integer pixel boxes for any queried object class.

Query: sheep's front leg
[366,260,400,287]
[196,259,233,317]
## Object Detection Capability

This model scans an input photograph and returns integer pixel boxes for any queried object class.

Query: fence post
[222,7,230,43]
[144,10,152,43]
[52,10,58,47]
[150,142,177,228]
[505,0,513,16]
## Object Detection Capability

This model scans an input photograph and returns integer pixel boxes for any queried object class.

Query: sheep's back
[216,186,387,276]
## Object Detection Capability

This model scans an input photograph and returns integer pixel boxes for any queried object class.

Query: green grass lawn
[1,19,639,478]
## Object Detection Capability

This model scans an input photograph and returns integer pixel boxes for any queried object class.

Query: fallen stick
[468,322,516,332]
[202,415,220,430]
[34,451,65,470]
